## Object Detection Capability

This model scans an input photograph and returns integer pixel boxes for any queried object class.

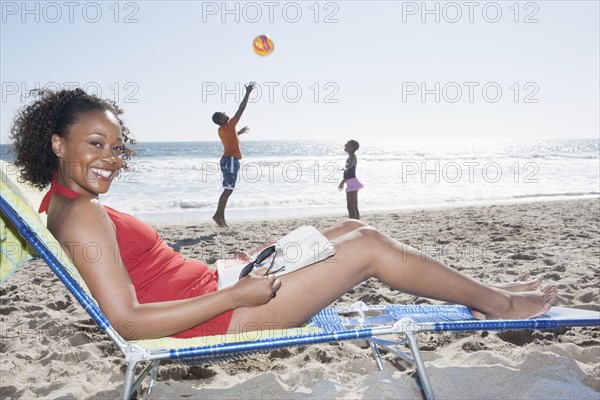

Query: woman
[10,88,557,340]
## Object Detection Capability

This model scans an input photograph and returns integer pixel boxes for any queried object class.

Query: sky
[1,0,599,144]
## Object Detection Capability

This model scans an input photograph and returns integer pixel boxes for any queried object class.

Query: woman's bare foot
[483,285,558,320]
[491,272,542,293]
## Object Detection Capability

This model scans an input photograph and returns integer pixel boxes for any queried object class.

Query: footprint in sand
[47,300,71,311]
[462,341,490,352]
[578,291,596,303]
[510,253,537,261]
[269,348,293,360]
[542,272,562,281]
[0,306,18,315]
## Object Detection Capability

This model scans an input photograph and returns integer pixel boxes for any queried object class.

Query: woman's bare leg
[324,221,542,293]
[228,225,556,333]
[320,219,368,240]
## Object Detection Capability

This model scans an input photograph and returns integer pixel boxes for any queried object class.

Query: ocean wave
[9,138,596,217]
[511,192,600,199]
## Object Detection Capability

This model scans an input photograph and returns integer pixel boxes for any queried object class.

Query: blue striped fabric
[0,195,111,332]
[311,304,474,333]
[305,304,594,334]
[386,304,473,322]
[311,307,347,332]
[432,319,558,332]
[169,328,374,362]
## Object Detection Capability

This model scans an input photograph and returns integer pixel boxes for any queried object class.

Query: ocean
[1,138,598,224]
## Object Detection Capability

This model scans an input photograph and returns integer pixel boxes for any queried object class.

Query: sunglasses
[238,244,285,279]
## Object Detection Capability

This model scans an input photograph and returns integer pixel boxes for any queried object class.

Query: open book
[217,225,336,289]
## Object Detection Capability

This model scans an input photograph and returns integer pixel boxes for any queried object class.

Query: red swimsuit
[39,180,233,338]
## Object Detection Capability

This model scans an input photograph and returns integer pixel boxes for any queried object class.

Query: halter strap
[38,173,82,214]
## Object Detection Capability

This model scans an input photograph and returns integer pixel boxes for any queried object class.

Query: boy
[211,82,255,227]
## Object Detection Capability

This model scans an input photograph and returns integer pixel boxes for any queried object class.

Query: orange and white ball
[252,34,274,57]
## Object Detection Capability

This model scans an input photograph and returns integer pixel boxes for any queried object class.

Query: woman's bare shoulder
[48,195,115,243]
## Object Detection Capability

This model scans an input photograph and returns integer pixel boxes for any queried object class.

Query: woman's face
[52,110,125,196]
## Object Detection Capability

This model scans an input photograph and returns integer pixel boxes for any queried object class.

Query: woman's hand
[232,270,281,307]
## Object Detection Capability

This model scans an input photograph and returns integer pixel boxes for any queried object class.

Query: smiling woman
[49,110,125,196]
[8,88,557,341]
[10,88,136,191]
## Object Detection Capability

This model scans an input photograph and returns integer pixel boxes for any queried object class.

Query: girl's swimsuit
[343,154,364,193]
[39,179,233,338]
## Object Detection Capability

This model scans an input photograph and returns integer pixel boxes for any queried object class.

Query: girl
[338,140,364,219]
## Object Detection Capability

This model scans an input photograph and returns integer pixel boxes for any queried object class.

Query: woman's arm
[51,197,278,339]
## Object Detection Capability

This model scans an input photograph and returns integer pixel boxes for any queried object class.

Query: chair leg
[122,361,138,400]
[405,332,435,400]
[369,341,385,371]
[145,361,160,398]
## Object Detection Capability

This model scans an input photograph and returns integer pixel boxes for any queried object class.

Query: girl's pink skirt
[345,178,364,192]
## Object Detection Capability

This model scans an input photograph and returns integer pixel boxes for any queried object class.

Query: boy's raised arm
[231,82,256,124]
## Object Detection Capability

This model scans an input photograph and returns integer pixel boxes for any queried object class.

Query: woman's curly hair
[9,88,136,190]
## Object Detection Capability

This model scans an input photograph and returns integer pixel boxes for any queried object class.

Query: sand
[1,198,599,399]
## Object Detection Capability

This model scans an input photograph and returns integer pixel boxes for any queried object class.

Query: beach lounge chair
[2,162,599,400]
